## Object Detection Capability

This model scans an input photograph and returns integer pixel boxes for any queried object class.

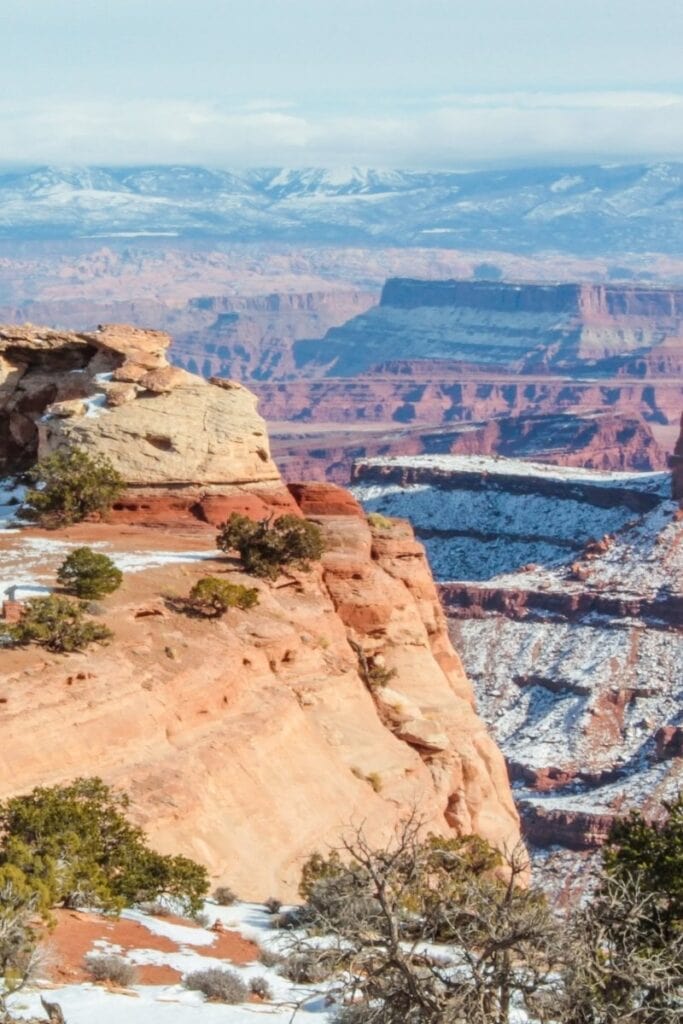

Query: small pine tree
[216,513,324,579]
[22,448,124,528]
[57,547,123,600]
[2,595,112,653]
[187,577,259,617]
[0,778,209,915]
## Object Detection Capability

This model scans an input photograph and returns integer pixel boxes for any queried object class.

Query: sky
[2,0,683,169]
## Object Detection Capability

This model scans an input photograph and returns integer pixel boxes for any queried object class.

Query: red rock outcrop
[0,508,520,898]
[269,410,665,484]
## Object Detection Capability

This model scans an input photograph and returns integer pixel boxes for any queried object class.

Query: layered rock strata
[270,410,664,485]
[0,488,520,897]
[351,451,683,856]
[0,323,298,524]
[295,279,683,378]
[0,324,521,895]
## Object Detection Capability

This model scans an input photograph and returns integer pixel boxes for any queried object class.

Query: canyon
[0,322,520,898]
[2,244,683,486]
[351,449,683,865]
[254,278,683,481]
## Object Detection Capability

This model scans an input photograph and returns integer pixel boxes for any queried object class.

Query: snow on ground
[7,901,336,1024]
[0,479,26,530]
[10,984,330,1024]
[0,533,217,601]
[484,499,682,600]
[452,615,683,773]
[351,472,670,581]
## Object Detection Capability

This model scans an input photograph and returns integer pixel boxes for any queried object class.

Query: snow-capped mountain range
[1,162,683,252]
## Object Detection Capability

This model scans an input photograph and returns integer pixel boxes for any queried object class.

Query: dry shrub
[250,975,273,999]
[213,885,237,906]
[258,947,282,968]
[85,954,137,987]
[278,949,333,984]
[184,966,248,1003]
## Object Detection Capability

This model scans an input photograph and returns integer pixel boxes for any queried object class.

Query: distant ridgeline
[293,278,683,378]
[2,162,683,251]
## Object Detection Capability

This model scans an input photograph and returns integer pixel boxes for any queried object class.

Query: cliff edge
[0,324,520,897]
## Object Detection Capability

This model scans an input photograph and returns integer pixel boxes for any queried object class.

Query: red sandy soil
[42,909,259,987]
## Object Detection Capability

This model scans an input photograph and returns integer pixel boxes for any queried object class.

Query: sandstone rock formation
[270,410,664,485]
[0,323,298,524]
[247,278,683,482]
[0,492,520,898]
[295,279,683,378]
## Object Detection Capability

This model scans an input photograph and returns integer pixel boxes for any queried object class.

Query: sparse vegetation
[264,896,282,914]
[184,967,248,1003]
[350,640,397,690]
[213,885,237,906]
[57,547,123,600]
[85,954,137,987]
[367,512,394,530]
[22,448,124,528]
[278,949,333,984]
[366,662,396,689]
[292,802,683,1024]
[216,513,324,579]
[0,879,42,1017]
[249,975,273,999]
[258,947,282,968]
[187,577,259,618]
[1,595,113,653]
[0,777,209,915]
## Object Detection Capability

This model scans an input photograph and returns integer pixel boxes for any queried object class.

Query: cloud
[1,92,682,168]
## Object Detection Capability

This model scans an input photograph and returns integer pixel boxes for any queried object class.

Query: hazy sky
[2,0,683,168]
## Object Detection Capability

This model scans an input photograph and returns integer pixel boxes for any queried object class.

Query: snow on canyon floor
[351,455,672,581]
[7,901,336,1024]
[353,454,683,861]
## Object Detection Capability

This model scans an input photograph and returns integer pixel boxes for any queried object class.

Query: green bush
[367,512,394,530]
[187,577,259,618]
[216,513,324,580]
[0,777,209,915]
[57,547,123,600]
[22,448,125,528]
[2,595,112,653]
[603,792,683,940]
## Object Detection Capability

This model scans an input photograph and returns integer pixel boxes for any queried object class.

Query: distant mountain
[1,163,683,253]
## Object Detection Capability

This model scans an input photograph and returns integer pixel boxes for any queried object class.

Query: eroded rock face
[295,279,683,377]
[0,322,298,523]
[350,451,683,860]
[672,412,683,500]
[0,503,520,898]
[270,410,665,486]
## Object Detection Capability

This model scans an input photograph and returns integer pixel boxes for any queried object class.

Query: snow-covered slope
[2,162,683,252]
[352,453,683,860]
[8,900,335,1024]
[351,455,671,580]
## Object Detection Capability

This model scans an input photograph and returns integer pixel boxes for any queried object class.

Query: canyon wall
[294,278,683,377]
[351,452,683,857]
